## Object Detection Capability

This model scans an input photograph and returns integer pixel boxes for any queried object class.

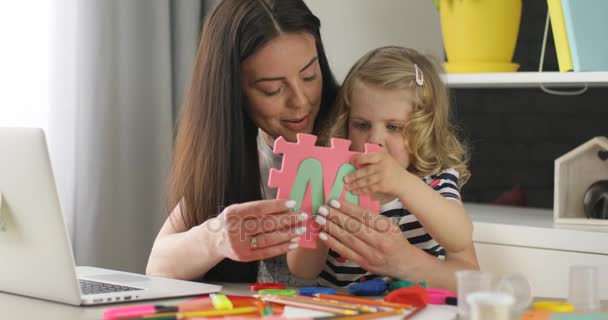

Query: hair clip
[414,64,424,86]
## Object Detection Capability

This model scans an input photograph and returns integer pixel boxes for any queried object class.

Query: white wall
[305,0,444,83]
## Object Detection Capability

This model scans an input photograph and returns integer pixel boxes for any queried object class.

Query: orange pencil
[315,294,412,310]
[402,305,426,320]
[327,309,403,320]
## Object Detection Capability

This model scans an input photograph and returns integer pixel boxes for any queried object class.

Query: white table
[0,282,458,320]
[3,282,608,319]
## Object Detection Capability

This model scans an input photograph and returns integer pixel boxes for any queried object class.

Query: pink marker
[103,304,178,320]
[426,288,457,305]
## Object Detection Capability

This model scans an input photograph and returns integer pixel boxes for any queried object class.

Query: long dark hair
[169,0,339,282]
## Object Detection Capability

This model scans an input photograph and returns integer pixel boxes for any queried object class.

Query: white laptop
[0,128,222,305]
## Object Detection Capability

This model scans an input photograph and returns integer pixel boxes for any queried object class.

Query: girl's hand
[214,199,307,262]
[344,152,407,197]
[314,200,414,279]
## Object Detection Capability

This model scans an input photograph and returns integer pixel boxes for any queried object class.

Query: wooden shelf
[443,71,608,88]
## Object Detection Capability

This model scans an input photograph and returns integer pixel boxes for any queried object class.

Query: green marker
[257,289,298,296]
[388,280,427,291]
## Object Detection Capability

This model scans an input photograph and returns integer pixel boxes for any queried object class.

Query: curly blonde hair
[323,46,470,187]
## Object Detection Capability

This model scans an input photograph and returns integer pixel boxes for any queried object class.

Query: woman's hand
[214,199,307,262]
[314,199,479,291]
[314,199,413,279]
[147,199,306,280]
[344,152,408,198]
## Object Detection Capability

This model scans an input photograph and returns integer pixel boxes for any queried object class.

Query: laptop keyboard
[79,279,141,295]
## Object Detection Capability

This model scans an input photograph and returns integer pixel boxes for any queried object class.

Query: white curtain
[49,0,212,273]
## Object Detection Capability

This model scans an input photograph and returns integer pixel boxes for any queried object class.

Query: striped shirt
[318,168,461,287]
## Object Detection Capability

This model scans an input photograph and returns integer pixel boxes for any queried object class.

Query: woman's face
[241,32,323,143]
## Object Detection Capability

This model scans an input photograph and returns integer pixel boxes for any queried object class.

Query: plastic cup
[494,272,532,312]
[467,291,515,320]
[455,271,495,319]
[568,265,600,311]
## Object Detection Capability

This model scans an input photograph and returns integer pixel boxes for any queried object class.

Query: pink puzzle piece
[268,133,381,249]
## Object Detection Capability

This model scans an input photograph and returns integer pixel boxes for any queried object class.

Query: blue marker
[298,287,336,296]
[348,278,387,296]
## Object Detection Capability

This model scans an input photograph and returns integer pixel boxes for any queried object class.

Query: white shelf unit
[448,69,608,298]
[466,203,608,299]
[443,71,608,88]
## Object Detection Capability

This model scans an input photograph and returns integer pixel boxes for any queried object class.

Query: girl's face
[348,81,414,169]
[241,32,323,143]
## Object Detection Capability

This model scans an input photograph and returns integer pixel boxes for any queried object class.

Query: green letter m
[289,158,359,215]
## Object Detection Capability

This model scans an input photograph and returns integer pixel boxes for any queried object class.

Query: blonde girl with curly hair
[289,46,477,290]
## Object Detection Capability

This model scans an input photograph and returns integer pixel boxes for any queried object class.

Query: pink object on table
[268,133,381,249]
[103,305,157,319]
[426,288,457,305]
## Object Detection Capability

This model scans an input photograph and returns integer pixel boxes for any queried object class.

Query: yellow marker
[533,301,574,312]
[210,293,233,310]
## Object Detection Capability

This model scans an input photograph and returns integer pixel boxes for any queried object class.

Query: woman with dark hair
[146,0,339,284]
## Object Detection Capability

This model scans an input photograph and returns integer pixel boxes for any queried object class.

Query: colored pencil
[315,294,412,310]
[105,296,261,320]
[259,295,358,315]
[402,305,426,320]
[264,294,378,313]
[323,309,403,320]
[139,306,259,319]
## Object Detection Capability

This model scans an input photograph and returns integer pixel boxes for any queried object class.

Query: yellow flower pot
[440,0,522,73]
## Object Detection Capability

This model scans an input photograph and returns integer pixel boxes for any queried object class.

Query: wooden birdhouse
[554,136,608,225]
